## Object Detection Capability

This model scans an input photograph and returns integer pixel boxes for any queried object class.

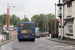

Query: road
[0,37,75,50]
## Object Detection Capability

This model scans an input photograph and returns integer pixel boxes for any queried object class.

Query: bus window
[19,23,34,29]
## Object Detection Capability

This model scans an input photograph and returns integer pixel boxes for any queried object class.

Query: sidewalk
[0,33,16,46]
[46,37,75,45]
[0,40,14,46]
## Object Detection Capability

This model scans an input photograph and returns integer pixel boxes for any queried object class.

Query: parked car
[35,33,40,38]
[39,32,46,37]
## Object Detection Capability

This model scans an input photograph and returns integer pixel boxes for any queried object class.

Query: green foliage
[31,14,46,29]
[31,13,58,32]
[21,17,29,22]
[48,19,59,33]
[0,13,58,33]
[0,14,29,26]
[10,15,20,26]
[0,14,7,25]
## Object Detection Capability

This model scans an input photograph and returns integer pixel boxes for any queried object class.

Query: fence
[51,29,59,38]
[0,30,17,43]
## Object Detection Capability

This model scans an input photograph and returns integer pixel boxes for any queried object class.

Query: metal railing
[0,30,17,43]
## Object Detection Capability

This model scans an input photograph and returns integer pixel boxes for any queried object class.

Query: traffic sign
[59,20,62,23]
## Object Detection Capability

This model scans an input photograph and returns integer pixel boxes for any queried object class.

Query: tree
[0,14,7,25]
[48,19,59,33]
[31,14,46,31]
[46,13,55,19]
[0,14,21,26]
[21,17,29,22]
[31,13,58,32]
[16,17,21,26]
[10,15,18,26]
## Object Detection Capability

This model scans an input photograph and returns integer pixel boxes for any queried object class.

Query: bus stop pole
[6,31,9,40]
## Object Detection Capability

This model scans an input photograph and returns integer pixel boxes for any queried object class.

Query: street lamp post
[9,5,15,40]
[46,16,49,34]
[6,4,9,40]
[6,4,15,40]
[55,3,56,35]
[44,18,46,32]
[51,19,52,38]
[45,16,48,33]
[9,4,15,29]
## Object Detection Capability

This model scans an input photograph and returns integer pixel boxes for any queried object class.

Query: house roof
[63,0,74,5]
[63,0,70,3]
[57,0,74,6]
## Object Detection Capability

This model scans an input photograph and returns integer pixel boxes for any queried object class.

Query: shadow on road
[18,39,35,42]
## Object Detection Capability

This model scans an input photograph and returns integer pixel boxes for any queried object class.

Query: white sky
[0,0,58,21]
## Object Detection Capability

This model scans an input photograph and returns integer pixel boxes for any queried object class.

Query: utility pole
[55,3,56,35]
[24,15,25,22]
[37,23,38,28]
[47,17,49,33]
[61,1,64,40]
[24,15,25,18]
[45,23,46,32]
[51,19,52,33]
[50,19,52,38]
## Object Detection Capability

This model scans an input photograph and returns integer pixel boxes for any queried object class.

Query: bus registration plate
[24,36,28,38]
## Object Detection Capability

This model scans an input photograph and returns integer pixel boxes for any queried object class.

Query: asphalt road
[0,37,75,50]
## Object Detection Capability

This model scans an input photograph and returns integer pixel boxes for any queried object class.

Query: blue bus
[17,22,35,41]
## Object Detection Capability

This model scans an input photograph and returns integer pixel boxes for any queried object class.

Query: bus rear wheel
[32,39,35,41]
[18,39,21,41]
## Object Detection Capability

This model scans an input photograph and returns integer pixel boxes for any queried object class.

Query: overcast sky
[0,0,58,21]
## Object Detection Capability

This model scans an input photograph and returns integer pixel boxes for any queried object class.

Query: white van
[3,25,14,34]
[35,28,39,33]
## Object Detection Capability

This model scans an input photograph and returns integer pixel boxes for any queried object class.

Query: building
[64,0,75,40]
[63,0,70,3]
[57,0,75,40]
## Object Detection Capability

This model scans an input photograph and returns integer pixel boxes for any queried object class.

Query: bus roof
[18,22,35,24]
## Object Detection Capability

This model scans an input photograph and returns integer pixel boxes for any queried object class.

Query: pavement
[46,37,75,45]
[0,40,15,46]
[0,30,17,46]
[0,34,15,46]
